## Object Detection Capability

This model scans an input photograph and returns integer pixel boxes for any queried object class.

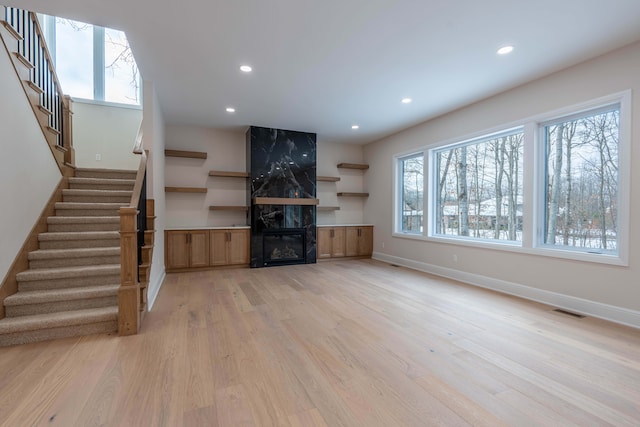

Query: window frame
[395,152,426,235]
[391,90,631,266]
[41,15,141,107]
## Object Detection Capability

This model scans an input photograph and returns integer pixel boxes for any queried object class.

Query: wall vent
[553,308,586,318]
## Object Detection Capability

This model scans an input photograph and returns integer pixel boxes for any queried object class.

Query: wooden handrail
[119,147,147,336]
[2,7,74,168]
[132,120,143,155]
[129,150,147,207]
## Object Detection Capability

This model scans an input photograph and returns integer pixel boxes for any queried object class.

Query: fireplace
[262,229,306,266]
[247,126,317,268]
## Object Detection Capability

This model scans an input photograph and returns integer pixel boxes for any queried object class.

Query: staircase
[0,168,137,346]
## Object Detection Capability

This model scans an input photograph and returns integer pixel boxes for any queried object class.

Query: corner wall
[364,41,640,325]
[143,81,166,309]
[72,101,142,170]
[0,36,61,284]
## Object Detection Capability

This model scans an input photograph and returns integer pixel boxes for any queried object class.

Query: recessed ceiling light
[225,107,236,113]
[240,65,252,72]
[497,45,514,55]
[401,98,412,104]
[351,125,359,130]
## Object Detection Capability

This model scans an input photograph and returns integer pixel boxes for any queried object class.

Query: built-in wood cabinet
[165,230,210,270]
[210,229,250,266]
[345,226,373,257]
[318,225,372,259]
[165,228,249,271]
[317,227,346,259]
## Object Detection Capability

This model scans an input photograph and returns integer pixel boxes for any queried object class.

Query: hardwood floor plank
[0,260,638,426]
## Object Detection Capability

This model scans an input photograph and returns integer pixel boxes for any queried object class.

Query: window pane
[544,106,619,253]
[435,131,524,242]
[105,28,140,105]
[400,155,424,233]
[54,18,93,99]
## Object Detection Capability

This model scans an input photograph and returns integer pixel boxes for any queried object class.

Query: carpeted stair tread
[4,284,119,306]
[68,177,135,185]
[62,189,133,196]
[48,216,120,224]
[0,306,117,334]
[55,202,128,210]
[38,231,120,241]
[29,247,120,261]
[16,264,120,282]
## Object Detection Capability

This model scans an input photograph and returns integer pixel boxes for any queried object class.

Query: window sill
[392,232,627,266]
[71,97,142,110]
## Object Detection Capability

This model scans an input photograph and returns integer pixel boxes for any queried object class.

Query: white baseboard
[372,252,640,329]
[147,269,166,311]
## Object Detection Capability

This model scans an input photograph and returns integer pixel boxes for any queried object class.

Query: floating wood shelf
[317,206,340,211]
[209,206,249,211]
[253,197,319,206]
[209,171,250,178]
[165,187,207,193]
[317,176,341,182]
[337,192,369,197]
[165,149,208,159]
[337,163,369,170]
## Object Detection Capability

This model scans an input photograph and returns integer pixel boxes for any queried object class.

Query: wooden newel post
[119,206,140,335]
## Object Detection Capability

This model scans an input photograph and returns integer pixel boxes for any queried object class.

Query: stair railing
[1,7,73,167]
[118,121,146,335]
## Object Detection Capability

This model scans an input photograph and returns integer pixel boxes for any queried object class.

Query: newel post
[119,206,140,335]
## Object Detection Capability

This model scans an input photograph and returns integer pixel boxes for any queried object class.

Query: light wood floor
[1,259,639,426]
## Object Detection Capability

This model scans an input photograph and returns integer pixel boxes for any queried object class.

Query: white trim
[147,268,166,310]
[372,252,640,329]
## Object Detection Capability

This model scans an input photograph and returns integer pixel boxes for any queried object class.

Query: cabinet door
[209,230,228,266]
[358,226,373,256]
[317,228,333,259]
[228,229,249,265]
[166,230,190,269]
[345,227,359,257]
[189,230,210,268]
[331,227,346,257]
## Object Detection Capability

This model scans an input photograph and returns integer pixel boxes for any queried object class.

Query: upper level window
[541,104,620,254]
[41,16,140,106]
[433,128,524,242]
[398,154,424,234]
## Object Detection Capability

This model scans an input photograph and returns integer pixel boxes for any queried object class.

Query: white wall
[143,81,166,309]
[364,41,640,325]
[0,40,61,283]
[164,126,247,228]
[164,127,368,227]
[317,141,367,225]
[73,100,142,170]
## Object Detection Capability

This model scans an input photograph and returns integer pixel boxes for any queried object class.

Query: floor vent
[390,264,400,267]
[553,308,586,318]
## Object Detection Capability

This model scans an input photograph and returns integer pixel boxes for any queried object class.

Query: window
[433,128,524,242]
[41,16,140,105]
[541,104,621,254]
[393,91,630,265]
[398,154,424,234]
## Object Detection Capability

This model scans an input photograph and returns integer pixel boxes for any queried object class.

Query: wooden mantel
[253,197,319,206]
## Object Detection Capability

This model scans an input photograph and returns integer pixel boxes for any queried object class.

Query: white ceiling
[8,0,640,144]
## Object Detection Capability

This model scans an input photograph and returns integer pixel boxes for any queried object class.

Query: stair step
[55,202,127,217]
[47,216,120,232]
[38,231,120,250]
[75,168,137,180]
[68,177,135,191]
[4,284,119,317]
[17,264,120,291]
[29,247,121,269]
[0,307,117,347]
[62,189,132,204]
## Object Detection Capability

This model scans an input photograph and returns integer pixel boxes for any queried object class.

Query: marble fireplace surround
[246,126,318,268]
